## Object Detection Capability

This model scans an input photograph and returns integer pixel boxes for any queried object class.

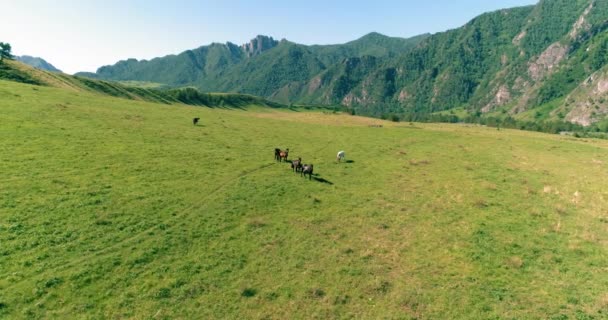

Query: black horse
[301,164,313,180]
[274,148,281,161]
[193,117,200,125]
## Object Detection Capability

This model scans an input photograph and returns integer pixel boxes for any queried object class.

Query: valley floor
[1,80,608,319]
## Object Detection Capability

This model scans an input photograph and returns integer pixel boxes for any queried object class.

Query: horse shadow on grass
[312,175,333,185]
[345,160,355,164]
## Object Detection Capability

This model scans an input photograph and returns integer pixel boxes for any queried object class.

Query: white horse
[337,151,345,162]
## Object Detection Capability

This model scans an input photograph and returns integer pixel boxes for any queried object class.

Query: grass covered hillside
[1,78,608,319]
[0,60,285,109]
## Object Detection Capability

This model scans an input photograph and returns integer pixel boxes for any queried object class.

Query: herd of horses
[192,118,345,181]
[274,148,345,180]
[274,148,314,179]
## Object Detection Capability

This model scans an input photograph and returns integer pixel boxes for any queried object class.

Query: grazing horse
[279,148,289,162]
[274,148,281,161]
[291,157,303,173]
[193,117,200,125]
[301,164,314,180]
[337,151,345,162]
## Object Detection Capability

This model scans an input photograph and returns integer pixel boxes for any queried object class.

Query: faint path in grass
[314,140,333,154]
[0,153,178,184]
[4,124,340,289]
[1,162,277,289]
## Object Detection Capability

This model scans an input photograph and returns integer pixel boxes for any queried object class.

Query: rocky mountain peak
[241,35,279,57]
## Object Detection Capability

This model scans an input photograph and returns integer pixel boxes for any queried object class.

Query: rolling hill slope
[1,69,608,319]
[1,60,285,109]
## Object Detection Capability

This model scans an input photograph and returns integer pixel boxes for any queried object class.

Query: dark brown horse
[193,117,200,125]
[274,148,281,161]
[301,164,313,180]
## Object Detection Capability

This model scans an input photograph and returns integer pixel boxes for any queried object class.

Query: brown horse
[279,148,289,162]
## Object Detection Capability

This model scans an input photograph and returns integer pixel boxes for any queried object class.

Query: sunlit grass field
[1,79,608,319]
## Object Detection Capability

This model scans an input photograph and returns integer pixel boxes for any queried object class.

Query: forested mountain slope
[75,33,428,105]
[78,0,608,126]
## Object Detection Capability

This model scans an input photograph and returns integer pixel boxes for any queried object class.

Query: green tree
[0,42,13,62]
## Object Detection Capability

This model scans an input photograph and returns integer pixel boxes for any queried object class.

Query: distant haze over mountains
[16,55,61,73]
[77,0,608,126]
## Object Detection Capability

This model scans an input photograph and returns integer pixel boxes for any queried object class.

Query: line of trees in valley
[399,112,585,133]
[334,104,608,138]
[165,87,285,109]
[396,112,608,138]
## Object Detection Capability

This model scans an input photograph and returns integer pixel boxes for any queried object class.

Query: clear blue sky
[3,0,538,74]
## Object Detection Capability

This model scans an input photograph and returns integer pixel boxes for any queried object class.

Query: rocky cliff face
[241,35,279,57]
[331,0,608,124]
[558,67,608,126]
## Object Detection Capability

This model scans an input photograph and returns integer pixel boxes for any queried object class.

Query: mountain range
[75,32,429,100]
[77,0,608,126]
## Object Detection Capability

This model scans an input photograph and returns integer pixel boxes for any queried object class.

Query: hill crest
[16,55,62,72]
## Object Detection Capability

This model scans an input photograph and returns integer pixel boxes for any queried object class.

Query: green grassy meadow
[2,79,608,319]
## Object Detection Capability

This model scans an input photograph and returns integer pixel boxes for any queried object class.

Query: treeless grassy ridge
[1,79,608,319]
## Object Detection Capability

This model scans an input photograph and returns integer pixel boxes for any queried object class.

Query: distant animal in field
[193,117,200,125]
[301,164,314,180]
[274,148,281,161]
[337,151,345,162]
[279,148,289,162]
[291,157,303,173]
